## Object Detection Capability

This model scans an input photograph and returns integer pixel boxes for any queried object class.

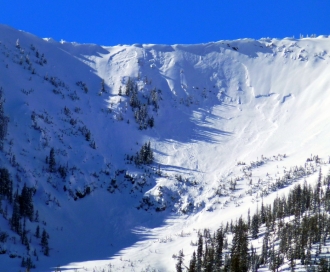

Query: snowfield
[0,24,330,271]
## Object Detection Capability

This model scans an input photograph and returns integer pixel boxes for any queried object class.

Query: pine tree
[189,251,197,272]
[176,250,184,272]
[147,116,154,128]
[85,130,91,141]
[41,229,49,256]
[197,233,203,272]
[146,141,153,164]
[125,77,134,96]
[136,142,154,165]
[250,245,260,272]
[230,218,249,272]
[34,210,39,222]
[35,225,40,238]
[251,213,259,239]
[214,228,224,270]
[10,193,21,233]
[129,88,139,108]
[0,88,9,143]
[223,253,231,272]
[305,248,312,268]
[19,183,34,221]
[0,168,13,200]
[100,79,105,93]
[269,244,283,272]
[23,256,35,269]
[260,200,266,224]
[261,229,269,264]
[204,245,215,272]
[49,148,56,173]
[21,257,26,267]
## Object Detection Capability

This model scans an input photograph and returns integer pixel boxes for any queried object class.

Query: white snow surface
[0,24,330,271]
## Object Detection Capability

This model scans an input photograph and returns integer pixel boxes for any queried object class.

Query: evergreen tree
[85,130,91,141]
[22,256,35,269]
[197,233,203,272]
[147,116,154,128]
[125,77,134,96]
[49,148,56,172]
[223,253,231,272]
[251,213,259,239]
[261,229,269,264]
[21,257,26,268]
[35,225,40,238]
[305,248,312,268]
[100,79,105,93]
[10,193,21,233]
[250,245,260,272]
[214,228,224,270]
[230,217,249,272]
[34,210,39,222]
[135,105,149,129]
[25,257,35,269]
[58,165,67,179]
[318,258,330,272]
[0,87,9,143]
[135,142,154,165]
[269,244,283,272]
[176,250,184,272]
[188,251,197,272]
[41,229,49,256]
[130,87,139,108]
[204,244,215,272]
[260,200,266,224]
[19,183,34,221]
[146,141,153,164]
[0,168,12,201]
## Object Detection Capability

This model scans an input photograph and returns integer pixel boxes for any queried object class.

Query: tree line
[176,169,330,271]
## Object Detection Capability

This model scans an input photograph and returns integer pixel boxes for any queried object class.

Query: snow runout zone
[0,25,329,271]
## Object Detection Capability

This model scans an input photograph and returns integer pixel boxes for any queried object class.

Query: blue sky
[1,1,329,45]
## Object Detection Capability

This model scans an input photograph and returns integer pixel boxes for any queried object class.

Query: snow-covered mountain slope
[0,24,330,271]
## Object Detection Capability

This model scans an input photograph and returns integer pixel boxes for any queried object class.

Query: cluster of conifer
[177,169,330,271]
[0,167,50,269]
[120,78,159,129]
[10,183,35,231]
[134,141,154,165]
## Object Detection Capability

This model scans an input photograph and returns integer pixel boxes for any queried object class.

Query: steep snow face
[77,37,330,166]
[0,24,330,271]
